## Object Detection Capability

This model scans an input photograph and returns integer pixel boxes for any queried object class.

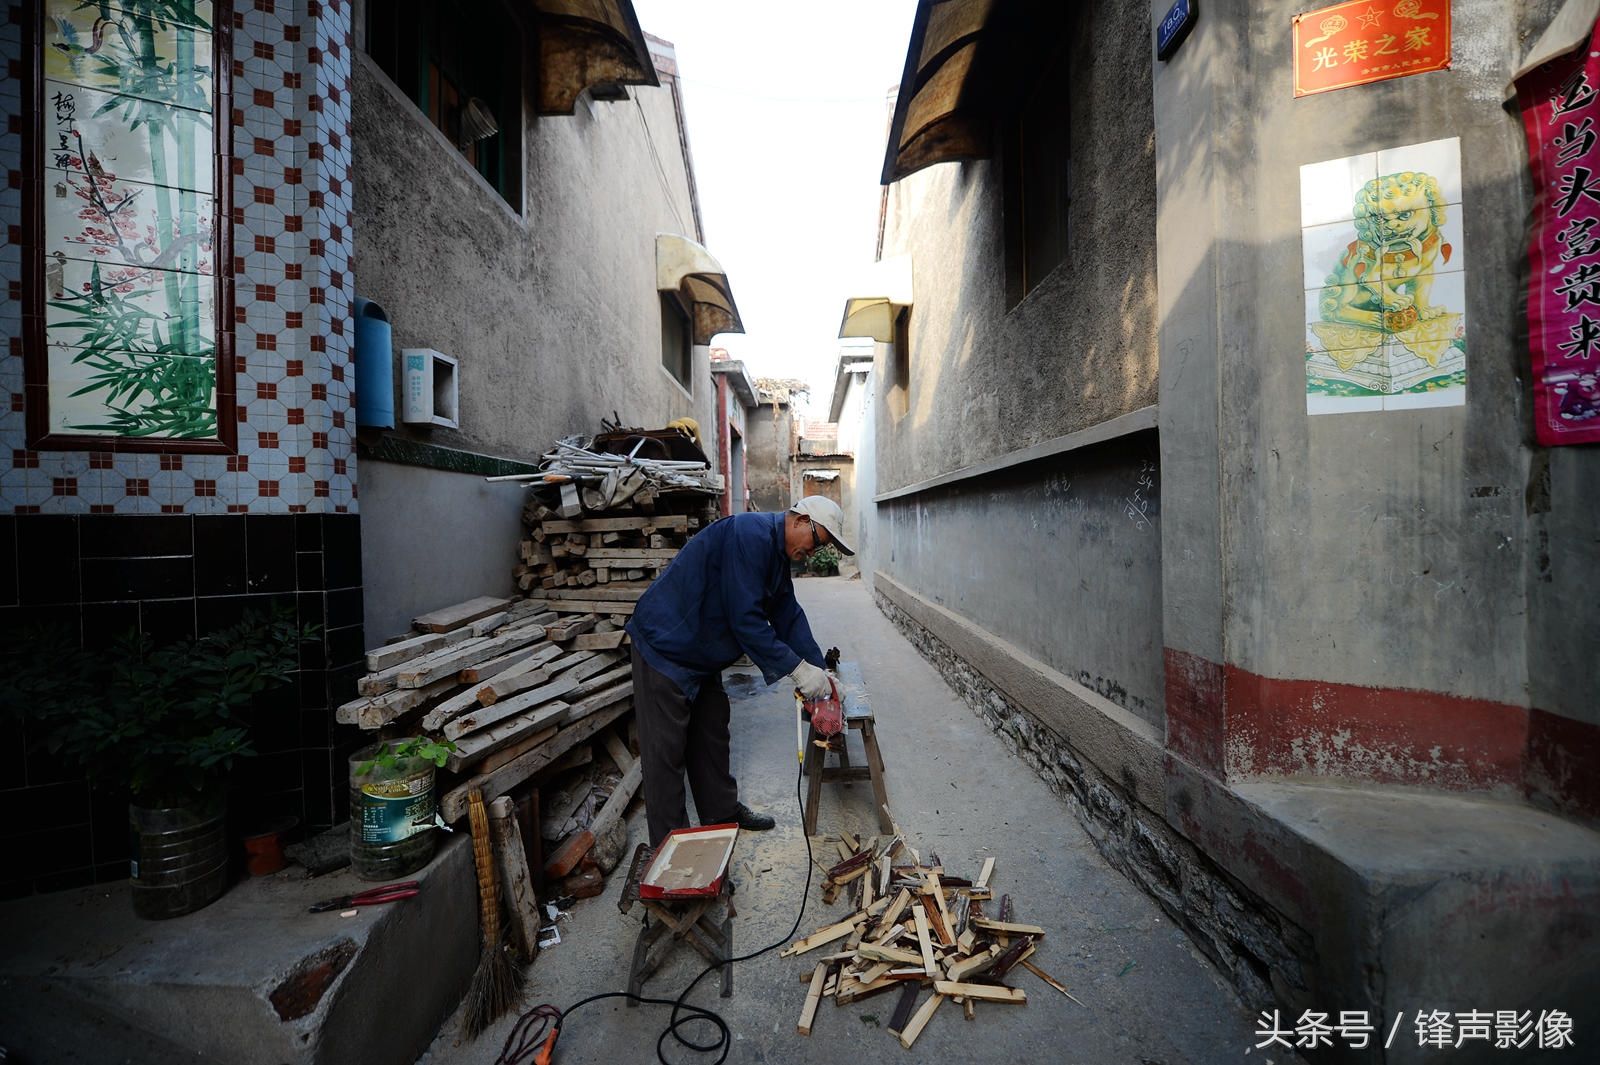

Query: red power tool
[801,677,845,739]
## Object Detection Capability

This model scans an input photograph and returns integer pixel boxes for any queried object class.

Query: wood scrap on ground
[788,842,1080,1047]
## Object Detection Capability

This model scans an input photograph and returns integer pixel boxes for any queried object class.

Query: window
[367,0,524,206]
[887,307,910,421]
[26,0,234,449]
[1003,47,1072,306]
[661,293,692,390]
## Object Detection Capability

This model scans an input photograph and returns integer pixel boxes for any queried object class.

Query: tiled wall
[1,0,357,514]
[0,512,365,898]
[0,1,362,894]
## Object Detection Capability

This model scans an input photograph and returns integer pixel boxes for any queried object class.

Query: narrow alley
[421,579,1262,1065]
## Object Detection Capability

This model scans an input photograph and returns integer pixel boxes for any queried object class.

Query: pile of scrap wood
[784,830,1081,1048]
[505,432,720,660]
[337,591,636,857]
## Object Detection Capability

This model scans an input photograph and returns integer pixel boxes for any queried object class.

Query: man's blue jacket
[626,512,826,701]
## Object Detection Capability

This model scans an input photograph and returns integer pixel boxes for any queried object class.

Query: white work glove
[790,660,831,700]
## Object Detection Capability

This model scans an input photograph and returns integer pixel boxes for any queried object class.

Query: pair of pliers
[308,880,420,913]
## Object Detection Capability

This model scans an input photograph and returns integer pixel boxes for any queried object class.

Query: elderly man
[625,496,853,847]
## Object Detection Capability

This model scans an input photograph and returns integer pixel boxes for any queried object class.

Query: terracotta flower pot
[241,815,299,877]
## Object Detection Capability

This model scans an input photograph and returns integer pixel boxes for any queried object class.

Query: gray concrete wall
[873,0,1163,726]
[746,402,794,512]
[349,34,723,650]
[878,433,1164,729]
[1152,0,1597,728]
[841,368,876,583]
[358,461,524,641]
[874,0,1158,492]
[1202,0,1527,706]
[350,51,715,461]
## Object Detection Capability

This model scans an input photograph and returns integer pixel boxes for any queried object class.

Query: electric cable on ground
[494,758,815,1065]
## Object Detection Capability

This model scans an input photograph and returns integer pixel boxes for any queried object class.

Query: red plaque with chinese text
[1293,0,1452,98]
[1517,20,1600,446]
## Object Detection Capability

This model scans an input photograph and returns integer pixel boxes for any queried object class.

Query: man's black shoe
[732,802,775,832]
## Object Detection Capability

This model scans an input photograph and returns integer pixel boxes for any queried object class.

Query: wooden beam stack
[783,836,1081,1047]
[511,474,718,659]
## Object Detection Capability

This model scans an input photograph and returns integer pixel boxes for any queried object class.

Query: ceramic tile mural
[1300,137,1467,414]
[41,0,220,439]
[2,0,359,515]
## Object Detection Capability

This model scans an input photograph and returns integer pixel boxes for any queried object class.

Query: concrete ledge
[874,405,1159,502]
[875,572,1166,812]
[1168,766,1600,1060]
[877,580,1600,1060]
[0,833,477,1064]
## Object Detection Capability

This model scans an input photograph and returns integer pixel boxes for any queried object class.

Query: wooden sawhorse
[802,661,892,836]
[617,842,735,1002]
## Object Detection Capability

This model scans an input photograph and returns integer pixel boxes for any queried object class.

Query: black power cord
[495,758,814,1065]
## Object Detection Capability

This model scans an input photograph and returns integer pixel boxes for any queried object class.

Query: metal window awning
[529,0,660,115]
[881,0,999,184]
[657,234,745,345]
[838,256,914,342]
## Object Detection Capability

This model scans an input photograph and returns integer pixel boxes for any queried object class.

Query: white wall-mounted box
[401,348,459,429]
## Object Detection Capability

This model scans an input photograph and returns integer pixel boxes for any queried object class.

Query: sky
[629,0,920,418]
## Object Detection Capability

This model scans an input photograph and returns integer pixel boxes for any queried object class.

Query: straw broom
[463,788,525,1038]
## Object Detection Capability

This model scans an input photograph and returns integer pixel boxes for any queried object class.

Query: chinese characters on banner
[1517,18,1600,445]
[1293,0,1452,98]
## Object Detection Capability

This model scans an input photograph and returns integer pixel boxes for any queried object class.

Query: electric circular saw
[796,646,846,750]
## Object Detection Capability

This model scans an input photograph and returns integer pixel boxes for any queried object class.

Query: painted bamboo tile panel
[40,0,219,440]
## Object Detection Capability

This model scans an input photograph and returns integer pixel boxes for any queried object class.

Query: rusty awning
[529,0,659,115]
[657,234,745,345]
[881,0,1000,184]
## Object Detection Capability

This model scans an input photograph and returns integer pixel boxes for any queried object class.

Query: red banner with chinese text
[1519,19,1600,446]
[1293,0,1452,98]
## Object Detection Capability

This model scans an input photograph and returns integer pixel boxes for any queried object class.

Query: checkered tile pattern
[0,0,357,516]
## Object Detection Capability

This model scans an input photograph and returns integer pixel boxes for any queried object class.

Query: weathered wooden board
[412,595,512,633]
[440,702,630,822]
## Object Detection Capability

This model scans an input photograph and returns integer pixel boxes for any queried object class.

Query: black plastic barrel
[349,744,438,881]
[128,799,228,919]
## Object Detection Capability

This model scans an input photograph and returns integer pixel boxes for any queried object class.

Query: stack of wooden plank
[509,468,719,660]
[515,505,708,614]
[784,832,1081,1048]
[337,593,637,826]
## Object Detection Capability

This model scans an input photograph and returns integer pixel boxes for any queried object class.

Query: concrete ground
[421,578,1271,1065]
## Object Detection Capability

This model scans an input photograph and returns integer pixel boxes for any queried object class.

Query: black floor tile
[141,598,197,643]
[16,780,92,835]
[245,516,297,594]
[321,515,362,588]
[0,515,17,606]
[81,557,194,601]
[295,513,323,552]
[326,587,363,629]
[296,551,324,591]
[83,601,141,649]
[194,516,247,596]
[80,515,193,558]
[326,624,365,670]
[29,823,95,875]
[35,866,97,893]
[16,516,80,605]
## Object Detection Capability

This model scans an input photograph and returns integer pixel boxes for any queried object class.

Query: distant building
[746,378,807,512]
[709,349,758,516]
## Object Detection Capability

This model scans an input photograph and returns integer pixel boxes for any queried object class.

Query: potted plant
[808,543,842,577]
[348,736,456,881]
[1,609,312,918]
